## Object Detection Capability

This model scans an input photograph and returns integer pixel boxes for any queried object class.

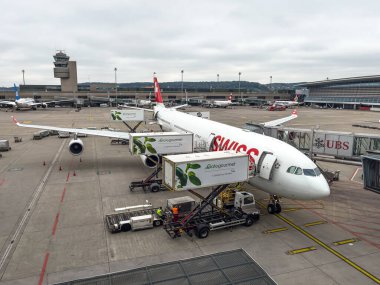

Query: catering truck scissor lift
[163,184,260,239]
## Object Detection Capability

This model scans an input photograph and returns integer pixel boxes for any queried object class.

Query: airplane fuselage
[155,105,330,200]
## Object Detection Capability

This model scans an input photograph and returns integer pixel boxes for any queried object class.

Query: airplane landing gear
[267,195,281,214]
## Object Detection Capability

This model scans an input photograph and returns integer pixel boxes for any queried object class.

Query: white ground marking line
[0,139,67,273]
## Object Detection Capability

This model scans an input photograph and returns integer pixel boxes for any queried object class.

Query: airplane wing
[12,117,130,139]
[262,110,298,127]
[0,100,16,107]
[171,104,188,109]
[118,105,154,112]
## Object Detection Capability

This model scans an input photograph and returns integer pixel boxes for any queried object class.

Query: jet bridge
[362,153,380,194]
[244,123,380,161]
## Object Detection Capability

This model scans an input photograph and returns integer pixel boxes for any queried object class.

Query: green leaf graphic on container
[133,137,146,154]
[145,143,157,154]
[188,171,201,186]
[111,113,116,120]
[185,163,201,173]
[176,167,188,188]
[144,137,156,143]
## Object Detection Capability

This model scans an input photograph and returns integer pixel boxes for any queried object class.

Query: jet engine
[42,103,48,108]
[69,138,84,155]
[140,154,159,168]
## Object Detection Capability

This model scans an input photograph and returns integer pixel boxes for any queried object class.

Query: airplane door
[257,152,277,180]
[207,133,216,151]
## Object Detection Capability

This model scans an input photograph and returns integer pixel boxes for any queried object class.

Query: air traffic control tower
[53,51,78,92]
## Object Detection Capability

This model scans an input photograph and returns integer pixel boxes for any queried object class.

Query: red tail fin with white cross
[153,73,164,106]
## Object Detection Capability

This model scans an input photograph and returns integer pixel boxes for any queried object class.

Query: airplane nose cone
[315,177,330,198]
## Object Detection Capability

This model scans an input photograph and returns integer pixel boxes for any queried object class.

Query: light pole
[114,67,117,105]
[22,70,25,85]
[217,74,219,82]
[181,70,184,95]
[238,72,242,104]
[270,75,272,90]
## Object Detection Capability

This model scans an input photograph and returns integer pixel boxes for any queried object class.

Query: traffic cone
[43,161,46,166]
[73,170,76,176]
[59,166,62,171]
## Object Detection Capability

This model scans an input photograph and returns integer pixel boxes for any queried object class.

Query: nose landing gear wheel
[267,195,282,214]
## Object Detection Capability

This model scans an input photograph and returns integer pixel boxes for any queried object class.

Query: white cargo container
[163,151,249,191]
[129,132,193,155]
[0,140,11,151]
[111,109,144,121]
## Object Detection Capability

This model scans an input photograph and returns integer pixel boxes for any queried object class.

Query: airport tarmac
[0,106,379,285]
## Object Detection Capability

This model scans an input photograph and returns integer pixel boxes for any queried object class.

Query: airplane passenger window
[287,166,296,174]
[314,167,321,176]
[303,169,316,176]
[295,167,303,175]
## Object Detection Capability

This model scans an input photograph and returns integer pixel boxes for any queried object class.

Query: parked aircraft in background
[0,84,72,111]
[267,104,287,111]
[212,95,233,108]
[12,74,329,214]
[273,94,300,108]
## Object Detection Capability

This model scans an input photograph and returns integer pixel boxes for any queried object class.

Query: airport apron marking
[303,220,327,227]
[257,201,380,284]
[287,246,316,255]
[333,238,359,246]
[263,227,288,234]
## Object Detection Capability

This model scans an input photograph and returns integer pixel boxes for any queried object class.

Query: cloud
[1,0,380,86]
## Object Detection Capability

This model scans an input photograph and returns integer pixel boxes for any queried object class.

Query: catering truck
[162,151,260,239]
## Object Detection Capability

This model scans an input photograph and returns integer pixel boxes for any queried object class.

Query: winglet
[11,116,19,125]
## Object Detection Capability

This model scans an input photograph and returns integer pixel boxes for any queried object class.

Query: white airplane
[0,84,72,111]
[274,94,300,107]
[12,75,330,214]
[212,95,233,108]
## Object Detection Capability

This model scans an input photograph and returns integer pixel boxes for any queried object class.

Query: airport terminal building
[299,75,380,109]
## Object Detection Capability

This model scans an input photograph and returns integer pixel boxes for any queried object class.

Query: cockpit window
[287,166,302,175]
[314,167,321,176]
[287,166,296,174]
[303,169,316,176]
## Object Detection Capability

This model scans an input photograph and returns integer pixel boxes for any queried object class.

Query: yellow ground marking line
[287,246,316,255]
[333,238,359,246]
[263,227,288,234]
[22,120,32,124]
[256,201,380,284]
[304,220,327,227]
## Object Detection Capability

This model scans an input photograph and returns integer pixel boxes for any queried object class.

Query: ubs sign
[312,132,354,157]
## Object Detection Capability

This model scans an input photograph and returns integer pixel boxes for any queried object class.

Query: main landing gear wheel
[267,195,282,214]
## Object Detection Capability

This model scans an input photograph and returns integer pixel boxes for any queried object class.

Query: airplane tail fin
[291,109,297,116]
[13,84,20,100]
[153,73,164,107]
[294,94,299,102]
[228,94,232,101]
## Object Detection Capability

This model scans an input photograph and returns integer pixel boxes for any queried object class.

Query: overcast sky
[1,0,379,86]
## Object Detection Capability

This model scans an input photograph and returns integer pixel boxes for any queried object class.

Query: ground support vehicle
[0,140,11,151]
[105,197,196,233]
[110,138,129,145]
[163,184,260,239]
[129,166,166,192]
[105,203,162,233]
